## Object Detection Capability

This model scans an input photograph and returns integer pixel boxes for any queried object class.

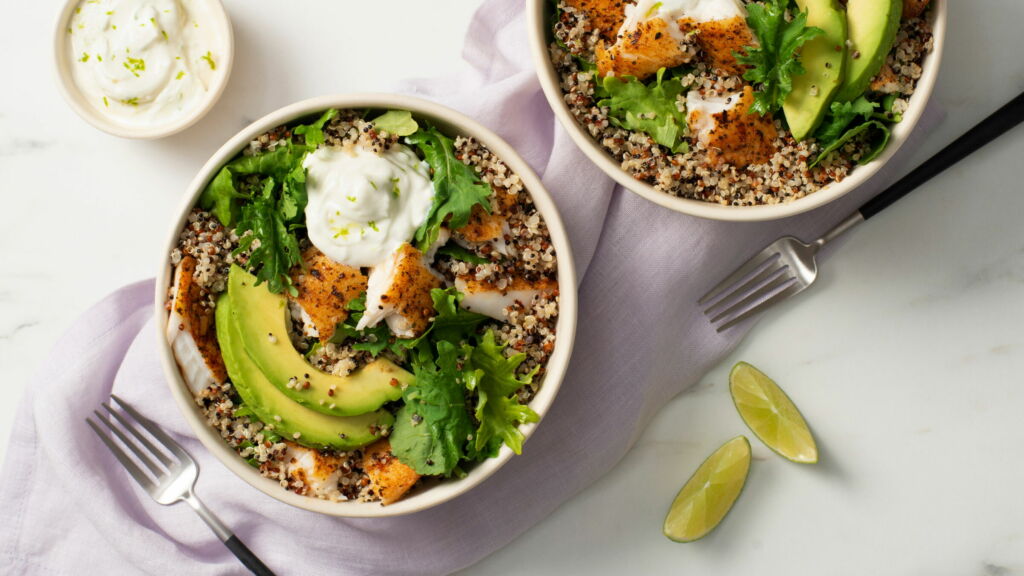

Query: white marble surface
[3,1,1024,574]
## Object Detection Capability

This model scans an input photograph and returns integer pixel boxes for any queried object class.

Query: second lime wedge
[663,436,751,543]
[730,361,818,464]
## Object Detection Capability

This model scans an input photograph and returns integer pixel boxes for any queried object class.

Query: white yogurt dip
[66,0,224,128]
[303,143,436,268]
[621,0,747,41]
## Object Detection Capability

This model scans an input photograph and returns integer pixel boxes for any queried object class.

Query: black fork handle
[860,90,1024,220]
[225,535,276,576]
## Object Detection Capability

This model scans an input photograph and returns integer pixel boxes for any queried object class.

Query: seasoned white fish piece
[288,246,367,343]
[358,244,443,338]
[166,255,227,394]
[455,275,558,321]
[453,212,511,258]
[282,442,345,499]
[362,439,420,505]
[675,0,754,76]
[564,0,629,43]
[686,85,778,168]
[597,0,753,79]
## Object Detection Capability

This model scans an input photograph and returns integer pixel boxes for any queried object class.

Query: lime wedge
[730,362,818,464]
[663,436,751,543]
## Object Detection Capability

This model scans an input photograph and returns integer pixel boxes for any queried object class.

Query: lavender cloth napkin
[0,1,941,574]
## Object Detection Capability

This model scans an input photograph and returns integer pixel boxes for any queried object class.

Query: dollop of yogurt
[67,0,223,127]
[622,0,746,41]
[303,144,435,268]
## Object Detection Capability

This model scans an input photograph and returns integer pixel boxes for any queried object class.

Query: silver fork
[87,395,275,576]
[700,90,1024,332]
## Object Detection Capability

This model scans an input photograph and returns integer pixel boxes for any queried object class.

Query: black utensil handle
[225,535,276,576]
[859,90,1024,220]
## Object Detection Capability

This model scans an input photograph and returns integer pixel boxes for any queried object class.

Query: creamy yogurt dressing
[67,0,222,127]
[621,0,746,41]
[303,144,435,268]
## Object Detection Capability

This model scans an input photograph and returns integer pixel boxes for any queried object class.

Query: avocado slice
[783,0,848,140]
[227,265,411,417]
[216,293,393,450]
[833,0,902,103]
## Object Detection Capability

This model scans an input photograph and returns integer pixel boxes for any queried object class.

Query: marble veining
[0,138,54,157]
[0,321,40,341]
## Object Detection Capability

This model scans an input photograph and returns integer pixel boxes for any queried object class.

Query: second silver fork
[701,90,1024,332]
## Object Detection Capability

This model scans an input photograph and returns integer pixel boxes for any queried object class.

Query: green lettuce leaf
[810,119,891,168]
[598,68,689,153]
[463,330,539,458]
[879,94,904,123]
[390,341,475,476]
[233,178,303,295]
[408,127,494,252]
[370,110,419,136]
[293,108,338,149]
[436,242,490,265]
[198,144,309,228]
[226,144,308,178]
[198,167,243,226]
[330,287,486,359]
[328,293,395,356]
[814,96,878,146]
[423,288,489,347]
[210,141,311,294]
[735,0,824,116]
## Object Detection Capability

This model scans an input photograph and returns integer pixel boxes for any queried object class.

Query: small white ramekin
[527,1,948,222]
[53,0,234,139]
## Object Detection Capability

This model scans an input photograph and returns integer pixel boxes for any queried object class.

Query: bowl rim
[53,0,235,140]
[155,93,579,518]
[526,0,948,222]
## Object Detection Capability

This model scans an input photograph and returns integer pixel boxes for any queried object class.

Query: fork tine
[703,261,789,318]
[715,281,805,332]
[87,417,156,491]
[111,395,189,462]
[699,249,780,306]
[709,272,796,325]
[93,410,166,480]
[102,402,175,468]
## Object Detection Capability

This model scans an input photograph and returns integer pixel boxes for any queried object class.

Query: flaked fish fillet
[687,85,778,168]
[453,205,511,257]
[358,244,443,338]
[455,275,558,321]
[565,0,630,43]
[362,439,421,505]
[597,17,696,80]
[289,246,367,342]
[680,14,754,76]
[166,255,227,394]
[282,442,345,499]
[596,0,752,80]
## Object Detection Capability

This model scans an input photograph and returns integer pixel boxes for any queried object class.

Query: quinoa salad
[549,0,936,205]
[165,109,559,505]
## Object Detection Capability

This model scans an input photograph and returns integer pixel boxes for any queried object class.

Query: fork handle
[859,90,1024,220]
[225,535,276,576]
[185,493,276,575]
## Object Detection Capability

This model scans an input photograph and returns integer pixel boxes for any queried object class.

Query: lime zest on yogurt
[66,0,223,128]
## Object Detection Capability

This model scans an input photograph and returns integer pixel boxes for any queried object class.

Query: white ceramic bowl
[527,1,947,222]
[156,94,578,517]
[53,0,234,139]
